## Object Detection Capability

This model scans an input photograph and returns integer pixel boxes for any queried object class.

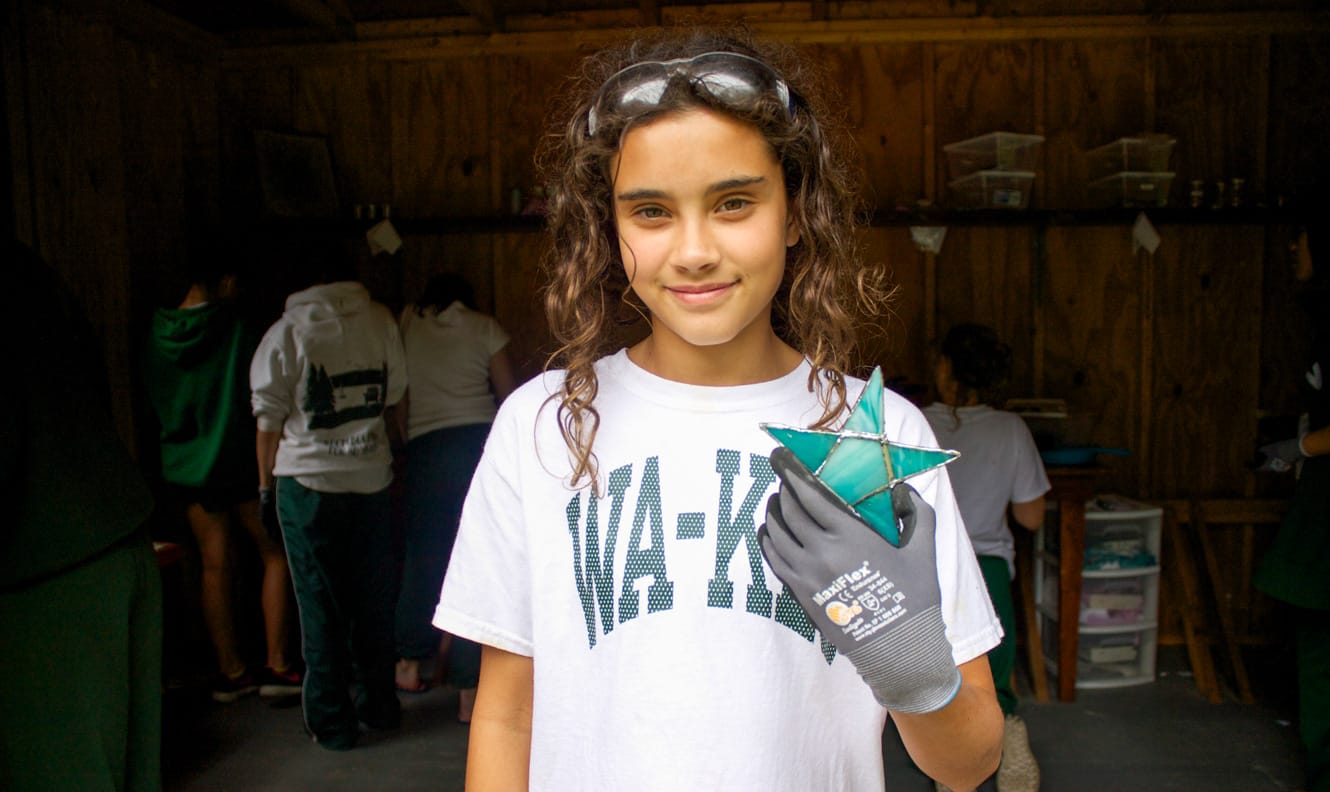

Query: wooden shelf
[869,205,1295,227]
[254,205,1297,236]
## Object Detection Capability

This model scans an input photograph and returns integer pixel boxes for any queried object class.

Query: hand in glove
[759,447,960,714]
[259,487,283,544]
[1257,437,1304,473]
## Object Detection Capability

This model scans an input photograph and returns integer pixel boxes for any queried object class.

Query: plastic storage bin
[1035,494,1162,689]
[948,170,1035,210]
[1088,172,1176,208]
[1085,135,1176,180]
[943,132,1045,178]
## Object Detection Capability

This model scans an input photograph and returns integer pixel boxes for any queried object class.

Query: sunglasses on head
[586,51,794,137]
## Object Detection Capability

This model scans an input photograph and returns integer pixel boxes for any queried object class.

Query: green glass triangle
[820,435,890,504]
[886,446,959,482]
[854,490,900,546]
[843,367,885,434]
[763,426,838,472]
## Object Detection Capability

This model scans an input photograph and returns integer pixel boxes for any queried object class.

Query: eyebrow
[616,175,767,202]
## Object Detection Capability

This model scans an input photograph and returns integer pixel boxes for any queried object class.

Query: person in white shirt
[923,322,1050,792]
[393,273,515,723]
[433,28,1004,792]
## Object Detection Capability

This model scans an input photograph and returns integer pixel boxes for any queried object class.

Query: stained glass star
[761,367,959,546]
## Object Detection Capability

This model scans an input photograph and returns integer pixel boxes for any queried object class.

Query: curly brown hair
[536,26,894,491]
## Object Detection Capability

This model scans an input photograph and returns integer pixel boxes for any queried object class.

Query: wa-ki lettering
[566,449,825,657]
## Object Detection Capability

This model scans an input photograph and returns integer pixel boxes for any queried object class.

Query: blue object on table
[761,367,959,546]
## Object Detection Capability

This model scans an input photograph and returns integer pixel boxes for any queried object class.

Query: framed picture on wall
[253,130,339,218]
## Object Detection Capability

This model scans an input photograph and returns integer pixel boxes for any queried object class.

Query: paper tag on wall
[366,219,402,255]
[909,226,947,254]
[1132,212,1161,254]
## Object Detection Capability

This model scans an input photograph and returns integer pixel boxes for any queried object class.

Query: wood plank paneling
[1041,38,1149,207]
[933,41,1038,203]
[1154,36,1267,197]
[934,226,1037,395]
[812,43,927,212]
[294,62,394,211]
[1149,226,1263,497]
[858,227,927,393]
[23,4,136,449]
[389,58,492,216]
[1042,225,1141,494]
[487,51,581,214]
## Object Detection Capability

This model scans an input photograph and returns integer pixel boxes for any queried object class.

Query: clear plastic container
[1080,578,1151,626]
[943,132,1045,179]
[947,170,1035,210]
[1088,172,1176,208]
[1085,135,1176,180]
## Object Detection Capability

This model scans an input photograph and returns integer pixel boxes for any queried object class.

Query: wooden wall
[5,0,221,456]
[8,2,1330,502]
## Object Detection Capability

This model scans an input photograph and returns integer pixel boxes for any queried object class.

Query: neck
[627,331,802,386]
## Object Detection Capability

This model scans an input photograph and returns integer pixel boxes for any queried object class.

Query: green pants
[0,534,162,791]
[277,478,399,749]
[1297,608,1330,792]
[978,554,1019,716]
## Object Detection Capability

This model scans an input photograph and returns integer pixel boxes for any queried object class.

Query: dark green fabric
[277,478,399,748]
[0,242,154,589]
[978,554,1019,715]
[143,302,260,490]
[0,535,162,791]
[1254,456,1330,610]
[1298,609,1330,792]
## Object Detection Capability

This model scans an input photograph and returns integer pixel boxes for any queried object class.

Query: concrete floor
[161,647,1308,791]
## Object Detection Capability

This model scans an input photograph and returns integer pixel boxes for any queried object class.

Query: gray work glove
[759,447,961,714]
[1257,437,1304,473]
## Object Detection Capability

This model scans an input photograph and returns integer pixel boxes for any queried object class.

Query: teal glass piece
[843,367,884,434]
[820,435,890,504]
[764,426,840,473]
[759,366,960,547]
[887,446,959,484]
[855,490,899,545]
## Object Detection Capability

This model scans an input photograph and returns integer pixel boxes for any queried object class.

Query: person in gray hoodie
[250,246,406,751]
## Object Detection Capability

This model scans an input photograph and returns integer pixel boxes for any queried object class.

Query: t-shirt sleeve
[1010,418,1052,504]
[249,323,295,432]
[484,315,511,357]
[433,400,534,656]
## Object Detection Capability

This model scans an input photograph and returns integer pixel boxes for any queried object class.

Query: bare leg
[234,499,293,671]
[396,658,424,692]
[187,504,243,677]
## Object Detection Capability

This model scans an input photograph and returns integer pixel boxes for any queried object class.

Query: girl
[434,28,1003,790]
[394,272,517,720]
[923,323,1050,792]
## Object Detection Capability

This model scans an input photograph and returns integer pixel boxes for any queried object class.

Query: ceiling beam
[456,0,503,32]
[268,0,353,30]
[639,0,660,27]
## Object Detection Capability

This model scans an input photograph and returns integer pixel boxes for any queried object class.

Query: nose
[669,215,719,273]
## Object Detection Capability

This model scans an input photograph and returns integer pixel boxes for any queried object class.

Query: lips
[666,281,736,305]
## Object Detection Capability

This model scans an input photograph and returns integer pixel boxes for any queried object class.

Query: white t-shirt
[399,301,510,440]
[436,351,1001,791]
[922,404,1051,578]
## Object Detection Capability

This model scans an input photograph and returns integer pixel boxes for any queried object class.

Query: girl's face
[612,107,799,366]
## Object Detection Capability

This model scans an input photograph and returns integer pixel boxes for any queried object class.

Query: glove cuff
[844,605,961,714]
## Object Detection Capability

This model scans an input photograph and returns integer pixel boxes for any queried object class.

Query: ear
[785,206,801,248]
